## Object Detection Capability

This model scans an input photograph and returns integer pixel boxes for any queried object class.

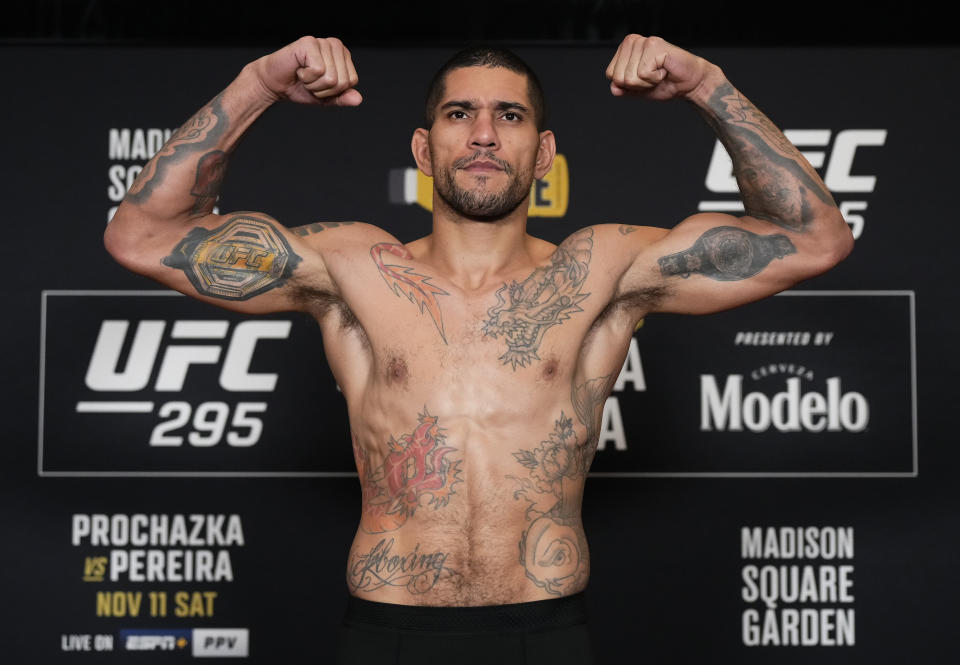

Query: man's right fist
[252,36,361,107]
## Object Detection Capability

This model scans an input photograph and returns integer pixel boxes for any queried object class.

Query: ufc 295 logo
[701,129,887,239]
[81,319,290,447]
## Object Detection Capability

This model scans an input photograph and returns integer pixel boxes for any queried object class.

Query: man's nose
[469,115,499,150]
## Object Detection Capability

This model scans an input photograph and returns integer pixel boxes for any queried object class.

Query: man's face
[425,66,544,220]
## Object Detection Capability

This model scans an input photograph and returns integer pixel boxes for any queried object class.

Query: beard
[433,151,532,221]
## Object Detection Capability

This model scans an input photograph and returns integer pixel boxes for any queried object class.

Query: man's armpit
[162,213,302,300]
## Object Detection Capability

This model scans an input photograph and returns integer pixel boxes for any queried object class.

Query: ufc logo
[84,320,291,392]
[705,129,887,193]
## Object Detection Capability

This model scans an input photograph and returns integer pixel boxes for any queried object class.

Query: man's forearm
[120,64,276,222]
[687,68,839,233]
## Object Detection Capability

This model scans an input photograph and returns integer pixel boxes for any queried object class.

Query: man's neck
[417,197,538,291]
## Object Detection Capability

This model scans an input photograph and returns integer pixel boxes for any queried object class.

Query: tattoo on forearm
[189,150,229,215]
[292,221,356,236]
[162,214,301,300]
[658,226,796,281]
[348,538,458,594]
[618,225,638,235]
[483,227,593,370]
[371,243,450,344]
[353,411,462,535]
[704,83,836,231]
[127,93,228,206]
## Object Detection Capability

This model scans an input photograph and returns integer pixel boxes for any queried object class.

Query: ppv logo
[192,628,249,658]
[700,129,887,239]
[701,375,869,433]
[79,319,290,447]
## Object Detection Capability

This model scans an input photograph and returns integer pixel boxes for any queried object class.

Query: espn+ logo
[81,319,290,447]
[702,129,886,239]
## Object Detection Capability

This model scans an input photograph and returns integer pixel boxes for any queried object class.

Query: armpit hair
[292,285,367,340]
[591,284,670,328]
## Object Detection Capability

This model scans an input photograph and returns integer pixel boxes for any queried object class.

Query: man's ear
[534,130,557,180]
[411,128,433,177]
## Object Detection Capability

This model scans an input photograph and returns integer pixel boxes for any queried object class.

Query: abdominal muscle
[344,407,593,607]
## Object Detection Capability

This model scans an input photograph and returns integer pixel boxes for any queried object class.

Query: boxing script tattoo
[657,226,796,281]
[353,410,463,534]
[162,214,302,300]
[371,243,450,344]
[127,93,228,211]
[506,373,613,595]
[483,228,593,369]
[703,83,836,232]
[348,538,458,595]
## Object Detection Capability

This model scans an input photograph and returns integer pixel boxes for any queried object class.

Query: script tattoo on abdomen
[658,226,796,281]
[348,538,458,595]
[483,228,593,370]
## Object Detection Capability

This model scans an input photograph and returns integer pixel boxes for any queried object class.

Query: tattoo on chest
[658,226,796,281]
[483,228,593,370]
[162,215,301,300]
[370,243,450,344]
[353,410,462,535]
[348,538,458,595]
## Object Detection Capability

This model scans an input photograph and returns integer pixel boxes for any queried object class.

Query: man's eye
[450,110,468,119]
[502,112,521,121]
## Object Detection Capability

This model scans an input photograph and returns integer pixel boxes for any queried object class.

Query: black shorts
[336,593,596,665]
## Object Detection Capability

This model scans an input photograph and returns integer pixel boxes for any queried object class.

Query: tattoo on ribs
[507,374,612,596]
[704,83,836,231]
[371,243,450,344]
[353,410,462,534]
[127,93,227,206]
[162,214,302,300]
[291,221,355,236]
[657,226,796,281]
[483,228,593,370]
[348,538,458,595]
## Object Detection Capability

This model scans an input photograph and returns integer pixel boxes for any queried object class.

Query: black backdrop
[2,39,959,664]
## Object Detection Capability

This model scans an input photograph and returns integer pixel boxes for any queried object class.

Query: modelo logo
[700,375,869,433]
[81,319,290,448]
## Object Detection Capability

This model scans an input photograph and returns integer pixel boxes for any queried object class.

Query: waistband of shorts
[343,592,588,633]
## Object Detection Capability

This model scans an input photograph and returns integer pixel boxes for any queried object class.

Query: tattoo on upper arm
[483,228,593,370]
[657,226,796,281]
[292,221,356,236]
[370,243,450,344]
[353,410,462,535]
[705,83,836,232]
[162,214,302,300]
[127,93,227,206]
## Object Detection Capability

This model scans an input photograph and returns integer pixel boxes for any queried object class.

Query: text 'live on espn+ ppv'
[3,44,953,664]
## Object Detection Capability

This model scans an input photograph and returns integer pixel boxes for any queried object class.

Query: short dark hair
[424,46,547,132]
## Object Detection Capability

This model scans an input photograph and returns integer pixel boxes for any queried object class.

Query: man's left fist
[605,34,715,101]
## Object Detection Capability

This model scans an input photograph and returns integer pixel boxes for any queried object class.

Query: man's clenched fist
[605,34,717,102]
[253,36,361,106]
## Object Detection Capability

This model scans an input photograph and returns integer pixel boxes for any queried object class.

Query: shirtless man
[105,35,853,664]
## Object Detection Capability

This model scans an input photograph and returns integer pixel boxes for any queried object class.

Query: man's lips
[461,160,504,172]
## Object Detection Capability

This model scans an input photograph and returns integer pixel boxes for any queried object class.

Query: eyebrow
[441,100,530,113]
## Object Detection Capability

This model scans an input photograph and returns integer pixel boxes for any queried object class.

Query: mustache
[453,151,513,174]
